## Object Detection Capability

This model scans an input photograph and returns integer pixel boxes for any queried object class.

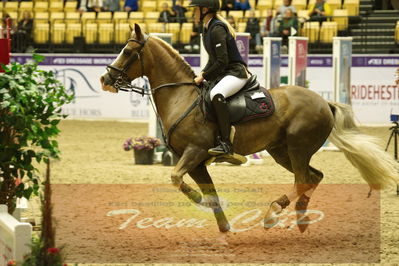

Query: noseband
[106,36,148,94]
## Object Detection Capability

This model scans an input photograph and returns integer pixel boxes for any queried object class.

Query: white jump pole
[288,37,308,87]
[263,37,282,90]
[333,37,353,104]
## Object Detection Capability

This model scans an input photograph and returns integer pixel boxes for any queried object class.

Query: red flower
[47,247,59,254]
[7,261,16,266]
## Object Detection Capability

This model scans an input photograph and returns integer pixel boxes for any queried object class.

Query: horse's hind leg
[294,166,324,232]
[265,145,324,232]
[188,165,230,232]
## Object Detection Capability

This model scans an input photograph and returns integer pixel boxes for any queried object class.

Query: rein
[106,35,201,155]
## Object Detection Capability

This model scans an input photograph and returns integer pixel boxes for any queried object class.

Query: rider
[189,0,250,156]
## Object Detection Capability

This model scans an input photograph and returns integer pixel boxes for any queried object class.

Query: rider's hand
[194,73,204,85]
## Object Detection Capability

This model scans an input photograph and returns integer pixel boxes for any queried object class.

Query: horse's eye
[123,48,132,55]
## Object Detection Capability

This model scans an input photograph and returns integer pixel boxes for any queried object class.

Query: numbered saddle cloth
[203,75,275,124]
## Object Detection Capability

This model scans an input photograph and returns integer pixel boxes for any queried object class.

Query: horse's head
[100,23,149,93]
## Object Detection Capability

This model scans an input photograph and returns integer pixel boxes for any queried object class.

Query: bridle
[106,34,197,96]
[105,34,201,155]
[106,36,148,95]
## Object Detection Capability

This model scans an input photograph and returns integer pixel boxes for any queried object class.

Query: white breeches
[210,75,249,100]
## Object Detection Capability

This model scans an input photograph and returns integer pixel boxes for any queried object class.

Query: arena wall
[11,54,399,124]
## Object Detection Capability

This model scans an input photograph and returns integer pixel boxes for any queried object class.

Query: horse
[100,24,398,233]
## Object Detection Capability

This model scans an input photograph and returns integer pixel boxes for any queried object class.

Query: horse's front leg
[171,145,230,232]
[170,144,209,204]
[188,164,230,232]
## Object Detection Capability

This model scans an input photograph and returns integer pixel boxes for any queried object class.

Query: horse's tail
[327,101,399,189]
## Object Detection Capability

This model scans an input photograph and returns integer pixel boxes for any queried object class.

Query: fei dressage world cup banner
[11,54,399,124]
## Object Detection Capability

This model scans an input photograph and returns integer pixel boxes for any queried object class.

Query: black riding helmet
[189,0,220,22]
[188,0,220,12]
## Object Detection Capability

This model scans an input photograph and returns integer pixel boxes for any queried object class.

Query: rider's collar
[204,17,213,29]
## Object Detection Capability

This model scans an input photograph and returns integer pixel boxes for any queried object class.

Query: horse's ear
[134,23,143,40]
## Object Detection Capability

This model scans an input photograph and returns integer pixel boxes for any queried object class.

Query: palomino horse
[100,24,398,232]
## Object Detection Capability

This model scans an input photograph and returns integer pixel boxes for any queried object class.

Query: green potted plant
[0,54,73,214]
[123,136,161,165]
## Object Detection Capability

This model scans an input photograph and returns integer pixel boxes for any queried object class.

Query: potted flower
[123,136,161,165]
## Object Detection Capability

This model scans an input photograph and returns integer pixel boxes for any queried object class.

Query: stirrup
[208,139,232,156]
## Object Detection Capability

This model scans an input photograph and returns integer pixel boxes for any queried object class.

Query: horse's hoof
[297,215,311,233]
[218,222,230,233]
[263,202,282,229]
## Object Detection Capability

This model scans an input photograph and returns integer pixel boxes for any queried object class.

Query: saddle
[203,75,275,124]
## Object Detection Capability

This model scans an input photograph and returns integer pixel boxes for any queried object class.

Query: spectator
[172,0,187,23]
[226,15,237,30]
[185,22,203,52]
[14,11,33,52]
[276,0,297,16]
[124,0,139,12]
[245,10,261,52]
[221,0,235,15]
[190,22,202,49]
[277,8,298,47]
[158,2,174,23]
[103,0,120,12]
[1,12,14,38]
[260,9,273,38]
[234,0,251,11]
[308,0,332,24]
[78,0,103,12]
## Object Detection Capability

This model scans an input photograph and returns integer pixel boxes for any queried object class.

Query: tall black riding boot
[208,94,233,156]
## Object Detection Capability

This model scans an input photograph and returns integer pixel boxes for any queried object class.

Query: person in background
[245,10,261,53]
[185,21,203,52]
[234,0,251,11]
[14,11,33,52]
[308,0,331,24]
[226,15,237,30]
[124,0,139,12]
[276,0,296,16]
[103,0,120,12]
[78,0,103,12]
[158,2,175,22]
[260,9,273,38]
[1,12,14,38]
[221,0,235,15]
[277,8,298,48]
[172,0,187,23]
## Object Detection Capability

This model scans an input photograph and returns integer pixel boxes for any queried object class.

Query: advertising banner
[288,37,308,87]
[333,37,352,104]
[235,33,250,64]
[263,37,281,89]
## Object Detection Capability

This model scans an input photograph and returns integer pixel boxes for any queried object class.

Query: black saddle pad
[203,75,275,124]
